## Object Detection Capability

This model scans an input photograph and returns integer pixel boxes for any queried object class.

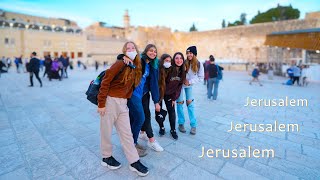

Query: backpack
[252,69,259,77]
[216,64,223,80]
[85,65,126,105]
[285,79,293,85]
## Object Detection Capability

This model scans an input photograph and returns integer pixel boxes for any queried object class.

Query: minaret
[123,9,130,29]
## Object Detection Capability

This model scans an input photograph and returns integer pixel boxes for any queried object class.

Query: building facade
[0,9,319,67]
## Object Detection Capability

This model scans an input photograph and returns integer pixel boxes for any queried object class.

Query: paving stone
[244,159,299,180]
[268,157,320,179]
[219,162,269,180]
[0,144,24,175]
[58,146,106,180]
[0,167,30,180]
[167,161,220,180]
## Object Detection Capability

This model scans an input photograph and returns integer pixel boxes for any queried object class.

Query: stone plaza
[0,67,319,180]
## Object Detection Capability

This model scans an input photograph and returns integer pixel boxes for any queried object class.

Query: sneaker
[101,156,121,170]
[139,132,149,141]
[190,127,196,135]
[147,140,164,152]
[129,160,149,177]
[178,124,186,133]
[135,144,148,157]
[159,127,165,136]
[170,130,178,140]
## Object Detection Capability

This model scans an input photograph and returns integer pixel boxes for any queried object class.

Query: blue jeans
[176,86,197,127]
[127,95,145,144]
[207,78,219,100]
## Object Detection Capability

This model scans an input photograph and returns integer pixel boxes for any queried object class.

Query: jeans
[127,95,145,144]
[141,92,154,138]
[176,86,197,127]
[207,78,219,100]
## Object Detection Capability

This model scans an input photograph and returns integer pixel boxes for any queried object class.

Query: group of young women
[97,42,204,176]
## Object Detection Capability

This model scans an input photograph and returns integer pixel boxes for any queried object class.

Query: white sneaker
[139,133,149,141]
[147,140,164,152]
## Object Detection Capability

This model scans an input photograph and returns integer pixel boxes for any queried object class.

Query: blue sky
[0,0,319,32]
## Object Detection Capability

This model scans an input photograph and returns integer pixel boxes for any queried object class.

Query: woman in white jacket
[177,46,204,135]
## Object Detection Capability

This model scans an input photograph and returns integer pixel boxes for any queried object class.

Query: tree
[250,5,300,24]
[189,23,198,32]
[240,13,247,25]
[222,19,226,28]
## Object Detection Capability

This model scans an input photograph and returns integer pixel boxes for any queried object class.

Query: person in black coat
[28,52,42,87]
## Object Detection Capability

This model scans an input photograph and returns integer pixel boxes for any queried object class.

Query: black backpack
[85,66,125,105]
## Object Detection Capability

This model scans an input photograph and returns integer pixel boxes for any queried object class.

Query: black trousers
[292,76,299,85]
[141,92,154,138]
[30,71,42,86]
[155,95,176,131]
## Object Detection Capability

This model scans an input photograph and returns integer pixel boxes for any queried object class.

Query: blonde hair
[121,41,142,86]
[185,55,199,73]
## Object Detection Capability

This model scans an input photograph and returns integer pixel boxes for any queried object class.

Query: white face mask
[126,51,137,60]
[163,62,171,68]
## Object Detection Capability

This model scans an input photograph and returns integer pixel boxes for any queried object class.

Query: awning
[264,28,320,51]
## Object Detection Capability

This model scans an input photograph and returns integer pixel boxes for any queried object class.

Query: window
[78,52,83,58]
[71,52,75,59]
[10,38,15,45]
[54,52,59,58]
[4,38,9,44]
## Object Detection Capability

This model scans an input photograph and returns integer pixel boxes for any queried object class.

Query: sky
[0,0,319,32]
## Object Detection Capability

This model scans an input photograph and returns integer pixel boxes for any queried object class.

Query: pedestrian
[97,41,149,176]
[28,52,42,87]
[207,55,224,100]
[177,46,204,135]
[95,61,99,71]
[249,65,263,86]
[156,53,186,140]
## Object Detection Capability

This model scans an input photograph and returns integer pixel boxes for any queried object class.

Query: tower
[123,10,130,29]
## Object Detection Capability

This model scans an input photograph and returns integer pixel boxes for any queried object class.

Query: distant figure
[43,55,52,78]
[249,66,263,86]
[95,61,99,71]
[103,61,107,68]
[206,55,224,100]
[77,60,81,68]
[28,52,42,87]
[300,65,309,86]
[292,65,301,86]
[49,58,61,81]
[14,56,20,73]
[267,65,274,80]
[203,58,210,85]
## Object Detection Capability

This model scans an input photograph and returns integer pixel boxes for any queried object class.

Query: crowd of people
[0,53,77,86]
[285,64,310,86]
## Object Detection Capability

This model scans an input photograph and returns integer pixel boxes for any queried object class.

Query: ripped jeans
[176,86,197,128]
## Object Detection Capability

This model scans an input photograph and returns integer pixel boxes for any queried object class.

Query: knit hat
[186,46,197,56]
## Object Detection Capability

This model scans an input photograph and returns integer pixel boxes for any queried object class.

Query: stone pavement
[0,67,319,180]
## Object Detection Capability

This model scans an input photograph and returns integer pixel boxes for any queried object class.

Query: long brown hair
[121,41,142,87]
[159,54,171,100]
[171,52,186,83]
[185,55,199,73]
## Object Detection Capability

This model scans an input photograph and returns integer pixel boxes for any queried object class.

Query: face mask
[163,62,171,68]
[126,51,137,60]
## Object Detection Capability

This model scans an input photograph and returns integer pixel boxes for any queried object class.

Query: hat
[156,109,167,123]
[186,46,197,56]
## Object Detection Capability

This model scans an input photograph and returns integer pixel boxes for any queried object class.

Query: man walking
[28,52,42,87]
